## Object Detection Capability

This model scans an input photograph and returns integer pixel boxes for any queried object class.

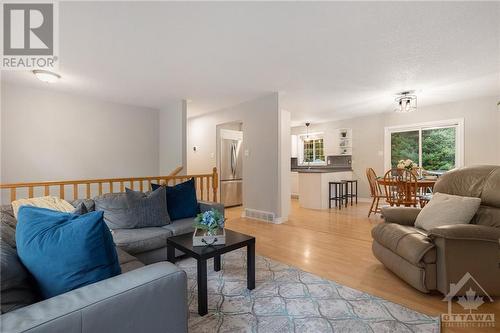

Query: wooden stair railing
[168,166,183,177]
[0,167,218,203]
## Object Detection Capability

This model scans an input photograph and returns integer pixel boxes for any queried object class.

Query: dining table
[377,178,437,188]
[377,177,437,207]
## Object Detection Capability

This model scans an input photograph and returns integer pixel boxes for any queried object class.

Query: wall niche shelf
[335,128,352,155]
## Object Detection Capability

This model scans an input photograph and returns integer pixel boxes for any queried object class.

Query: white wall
[292,96,500,198]
[187,93,289,220]
[383,97,499,168]
[159,100,187,175]
[1,83,160,184]
[278,109,291,222]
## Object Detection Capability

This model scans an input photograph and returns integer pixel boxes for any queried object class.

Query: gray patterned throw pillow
[125,187,170,227]
[94,187,170,229]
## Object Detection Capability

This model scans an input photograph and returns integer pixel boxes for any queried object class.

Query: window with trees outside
[385,119,463,173]
[302,138,325,164]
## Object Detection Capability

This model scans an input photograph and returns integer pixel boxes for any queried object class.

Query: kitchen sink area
[296,168,350,173]
[291,155,352,171]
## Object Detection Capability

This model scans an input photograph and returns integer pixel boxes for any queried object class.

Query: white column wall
[159,100,187,175]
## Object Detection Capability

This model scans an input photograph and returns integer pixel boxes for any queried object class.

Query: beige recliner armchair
[371,165,500,296]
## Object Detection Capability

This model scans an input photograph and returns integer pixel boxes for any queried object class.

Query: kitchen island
[297,169,353,209]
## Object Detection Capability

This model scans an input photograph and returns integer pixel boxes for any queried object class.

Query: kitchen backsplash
[291,155,352,169]
[327,155,352,167]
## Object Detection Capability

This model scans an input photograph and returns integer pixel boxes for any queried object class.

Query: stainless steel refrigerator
[220,135,243,207]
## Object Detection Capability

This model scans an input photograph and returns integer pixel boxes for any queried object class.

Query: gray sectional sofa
[0,198,224,333]
[113,201,224,264]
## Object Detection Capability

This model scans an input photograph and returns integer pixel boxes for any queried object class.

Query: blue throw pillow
[152,178,199,221]
[15,206,121,299]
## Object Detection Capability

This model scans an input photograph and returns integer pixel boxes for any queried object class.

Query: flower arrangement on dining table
[397,159,416,171]
[194,209,225,236]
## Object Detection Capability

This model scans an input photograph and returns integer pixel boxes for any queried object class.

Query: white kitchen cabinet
[290,171,299,197]
[291,135,298,158]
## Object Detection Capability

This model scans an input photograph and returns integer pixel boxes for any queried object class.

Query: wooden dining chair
[411,167,423,178]
[410,167,434,207]
[382,168,419,207]
[419,193,433,208]
[366,168,385,217]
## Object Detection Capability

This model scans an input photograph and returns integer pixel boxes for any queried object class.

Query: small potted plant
[193,209,226,246]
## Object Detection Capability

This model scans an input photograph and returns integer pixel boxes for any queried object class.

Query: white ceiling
[3,1,499,125]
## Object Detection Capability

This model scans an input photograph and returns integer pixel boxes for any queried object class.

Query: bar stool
[342,179,358,206]
[329,181,346,209]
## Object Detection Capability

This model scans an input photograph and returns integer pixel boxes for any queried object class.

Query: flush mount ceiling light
[394,91,417,113]
[33,70,61,83]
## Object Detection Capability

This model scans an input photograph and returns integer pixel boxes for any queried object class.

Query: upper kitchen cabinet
[291,134,298,158]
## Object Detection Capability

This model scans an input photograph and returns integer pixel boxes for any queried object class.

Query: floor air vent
[243,209,275,223]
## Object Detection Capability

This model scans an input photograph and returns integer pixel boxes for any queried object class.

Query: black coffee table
[166,229,255,316]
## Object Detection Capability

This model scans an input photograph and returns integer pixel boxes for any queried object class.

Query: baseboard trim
[273,216,287,224]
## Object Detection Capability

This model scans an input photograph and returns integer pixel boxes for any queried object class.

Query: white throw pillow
[11,196,75,219]
[414,192,481,231]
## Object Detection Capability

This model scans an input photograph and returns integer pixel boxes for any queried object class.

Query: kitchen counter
[297,170,354,209]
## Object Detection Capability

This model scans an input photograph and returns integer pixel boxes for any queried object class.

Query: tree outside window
[391,131,419,168]
[303,138,325,163]
[422,127,456,171]
[390,126,457,172]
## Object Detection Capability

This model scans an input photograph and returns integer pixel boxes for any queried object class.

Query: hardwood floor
[225,199,499,333]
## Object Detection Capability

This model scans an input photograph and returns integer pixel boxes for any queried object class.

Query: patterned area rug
[176,249,439,333]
